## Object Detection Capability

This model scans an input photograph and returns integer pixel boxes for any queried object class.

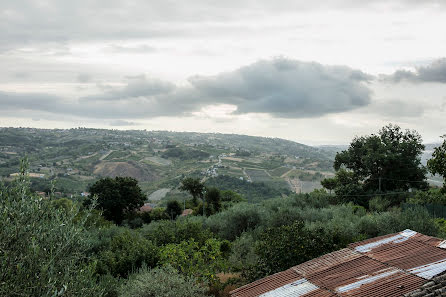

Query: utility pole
[379,177,382,192]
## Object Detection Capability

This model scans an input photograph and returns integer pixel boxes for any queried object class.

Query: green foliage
[180,177,205,205]
[95,229,159,278]
[141,217,213,246]
[205,203,265,241]
[407,189,446,205]
[428,136,446,191]
[166,200,183,219]
[205,187,222,215]
[88,177,145,224]
[118,265,206,297]
[334,124,427,191]
[205,175,287,202]
[0,159,103,297]
[326,124,428,206]
[159,238,229,283]
[247,221,345,281]
[368,196,391,212]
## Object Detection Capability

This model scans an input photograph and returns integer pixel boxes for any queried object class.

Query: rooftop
[230,229,446,297]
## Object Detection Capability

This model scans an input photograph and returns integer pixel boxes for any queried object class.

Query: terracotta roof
[138,203,153,213]
[230,230,446,297]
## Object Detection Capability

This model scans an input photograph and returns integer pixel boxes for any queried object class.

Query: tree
[87,177,145,224]
[205,187,221,215]
[320,177,337,194]
[166,200,183,219]
[322,124,428,206]
[179,177,204,205]
[0,159,103,296]
[247,221,344,281]
[428,135,446,192]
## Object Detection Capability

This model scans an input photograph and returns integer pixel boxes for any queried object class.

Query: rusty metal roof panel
[231,230,446,297]
[259,279,335,297]
[334,268,425,297]
[352,233,446,279]
[230,269,302,297]
[299,255,390,290]
[294,249,363,278]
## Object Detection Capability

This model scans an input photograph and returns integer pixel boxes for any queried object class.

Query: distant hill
[0,127,334,201]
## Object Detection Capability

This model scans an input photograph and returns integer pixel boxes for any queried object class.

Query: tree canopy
[428,135,446,192]
[88,177,145,224]
[323,124,428,206]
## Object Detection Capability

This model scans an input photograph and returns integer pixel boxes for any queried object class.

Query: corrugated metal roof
[230,229,446,297]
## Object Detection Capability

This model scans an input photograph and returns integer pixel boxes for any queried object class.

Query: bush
[159,238,229,284]
[205,203,265,241]
[246,221,345,281]
[140,216,212,246]
[118,265,206,297]
[0,160,104,297]
[95,229,159,277]
[368,196,391,212]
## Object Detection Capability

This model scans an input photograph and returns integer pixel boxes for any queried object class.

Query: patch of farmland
[301,181,323,193]
[148,188,171,201]
[269,166,291,177]
[145,156,172,166]
[245,169,272,182]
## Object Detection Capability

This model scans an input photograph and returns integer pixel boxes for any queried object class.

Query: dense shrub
[205,203,265,241]
[245,221,345,281]
[0,161,103,297]
[407,189,446,205]
[95,229,159,277]
[159,238,229,283]
[118,265,207,297]
[140,216,212,246]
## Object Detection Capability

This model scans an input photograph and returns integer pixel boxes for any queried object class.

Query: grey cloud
[1,0,443,50]
[0,58,374,120]
[81,76,175,101]
[189,58,373,118]
[106,44,157,54]
[77,74,92,83]
[109,120,138,126]
[385,58,446,83]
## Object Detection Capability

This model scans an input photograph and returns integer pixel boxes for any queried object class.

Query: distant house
[138,203,153,213]
[181,209,194,216]
[230,229,446,297]
[80,192,90,197]
[36,191,46,198]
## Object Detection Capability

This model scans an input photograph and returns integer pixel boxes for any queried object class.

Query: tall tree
[87,177,145,224]
[322,124,428,205]
[179,177,204,205]
[428,135,446,192]
[166,200,183,219]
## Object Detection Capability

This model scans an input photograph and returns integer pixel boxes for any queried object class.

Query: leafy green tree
[166,200,183,219]
[0,159,103,297]
[179,177,205,205]
[205,187,222,215]
[320,177,337,194]
[159,238,229,284]
[95,229,159,278]
[323,124,427,206]
[428,135,446,192]
[118,265,206,297]
[88,177,145,224]
[247,221,344,281]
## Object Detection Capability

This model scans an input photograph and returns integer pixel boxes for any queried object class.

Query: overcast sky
[1,0,446,145]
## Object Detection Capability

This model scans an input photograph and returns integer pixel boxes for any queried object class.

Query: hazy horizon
[1,1,446,144]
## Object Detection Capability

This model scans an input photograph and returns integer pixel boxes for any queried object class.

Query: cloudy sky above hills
[1,0,446,144]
